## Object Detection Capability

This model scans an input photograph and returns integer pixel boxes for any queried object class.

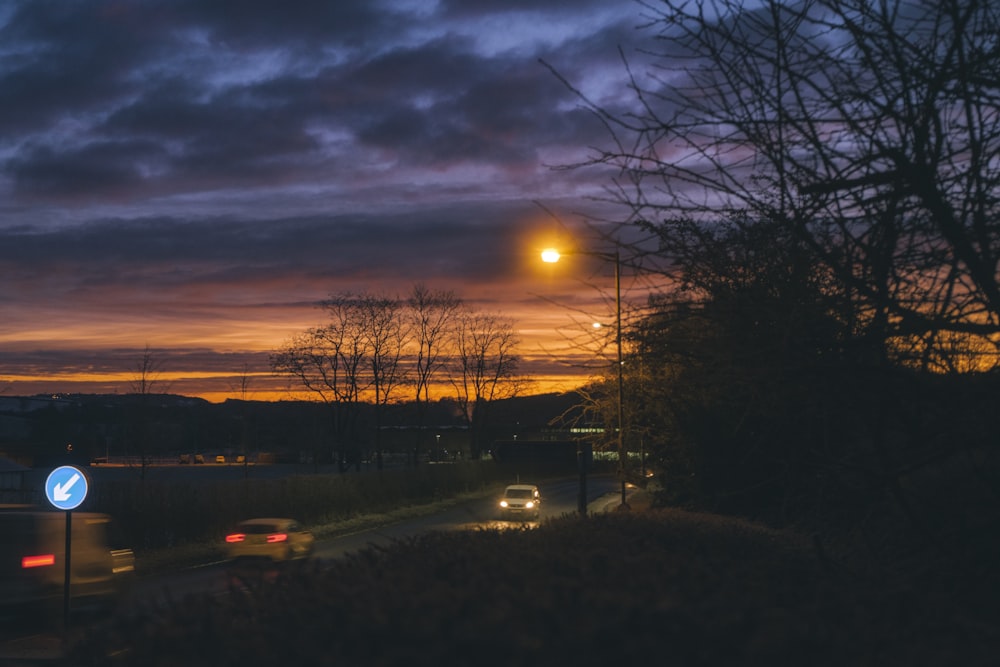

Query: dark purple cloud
[0,0,653,400]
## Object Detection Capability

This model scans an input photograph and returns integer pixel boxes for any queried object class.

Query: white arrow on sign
[53,472,81,502]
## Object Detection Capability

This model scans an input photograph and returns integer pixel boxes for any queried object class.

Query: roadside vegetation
[134,476,511,575]
[67,501,997,666]
[553,0,1000,644]
[86,462,512,573]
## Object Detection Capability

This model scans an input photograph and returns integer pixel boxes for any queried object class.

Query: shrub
[67,509,996,666]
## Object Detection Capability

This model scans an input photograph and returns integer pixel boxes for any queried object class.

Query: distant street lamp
[542,246,628,510]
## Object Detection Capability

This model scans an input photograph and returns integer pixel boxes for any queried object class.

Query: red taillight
[226,533,246,543]
[22,554,56,569]
[266,533,288,543]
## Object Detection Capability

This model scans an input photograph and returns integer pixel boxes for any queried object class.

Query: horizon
[0,0,661,401]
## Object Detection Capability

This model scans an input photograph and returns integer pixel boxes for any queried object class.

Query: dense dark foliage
[0,392,579,469]
[66,509,998,666]
[554,0,1000,565]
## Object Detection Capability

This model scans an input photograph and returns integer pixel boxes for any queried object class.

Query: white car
[225,518,314,563]
[498,484,541,521]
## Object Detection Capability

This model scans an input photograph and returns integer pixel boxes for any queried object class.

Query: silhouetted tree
[271,319,364,468]
[628,216,855,515]
[273,291,415,470]
[127,344,169,480]
[553,0,1000,370]
[357,291,410,470]
[551,0,1000,528]
[276,286,524,463]
[407,284,462,465]
[228,362,256,477]
[452,310,522,459]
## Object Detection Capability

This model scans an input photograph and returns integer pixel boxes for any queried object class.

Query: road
[129,475,620,603]
[0,475,623,663]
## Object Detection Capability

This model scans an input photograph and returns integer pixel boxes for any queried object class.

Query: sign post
[44,465,89,632]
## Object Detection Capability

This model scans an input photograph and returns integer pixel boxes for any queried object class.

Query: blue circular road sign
[44,465,89,511]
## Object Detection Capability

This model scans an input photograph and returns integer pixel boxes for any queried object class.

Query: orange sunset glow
[0,0,654,404]
[2,239,640,402]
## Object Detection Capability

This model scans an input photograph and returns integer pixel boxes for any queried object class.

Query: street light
[542,246,628,510]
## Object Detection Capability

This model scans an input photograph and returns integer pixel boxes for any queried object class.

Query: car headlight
[525,501,534,509]
[500,500,509,508]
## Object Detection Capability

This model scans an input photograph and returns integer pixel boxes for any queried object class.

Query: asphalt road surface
[129,475,620,605]
[0,475,623,663]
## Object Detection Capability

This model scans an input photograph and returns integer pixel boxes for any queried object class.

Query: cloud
[2,0,643,203]
[0,0,650,400]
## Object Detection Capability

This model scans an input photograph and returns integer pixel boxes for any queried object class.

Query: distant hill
[0,390,587,467]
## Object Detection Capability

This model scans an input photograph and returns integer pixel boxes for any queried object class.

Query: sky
[0,0,660,403]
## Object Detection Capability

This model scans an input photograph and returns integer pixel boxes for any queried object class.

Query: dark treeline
[0,392,581,472]
[558,0,1000,573]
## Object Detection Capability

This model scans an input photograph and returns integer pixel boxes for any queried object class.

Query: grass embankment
[134,483,508,575]
[91,462,513,574]
[68,493,999,666]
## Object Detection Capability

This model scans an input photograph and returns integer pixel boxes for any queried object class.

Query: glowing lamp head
[541,248,561,263]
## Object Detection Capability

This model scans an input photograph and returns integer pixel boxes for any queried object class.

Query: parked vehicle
[225,518,314,563]
[498,484,541,521]
[0,509,134,620]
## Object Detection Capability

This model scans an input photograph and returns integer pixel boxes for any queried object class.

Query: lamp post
[542,247,628,510]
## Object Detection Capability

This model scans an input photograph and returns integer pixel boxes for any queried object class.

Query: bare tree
[126,344,168,479]
[554,0,1000,370]
[129,343,167,396]
[357,291,410,469]
[228,362,254,402]
[452,310,522,459]
[271,315,366,468]
[229,362,255,476]
[275,288,524,464]
[549,0,1000,529]
[407,284,463,464]
[273,291,414,470]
